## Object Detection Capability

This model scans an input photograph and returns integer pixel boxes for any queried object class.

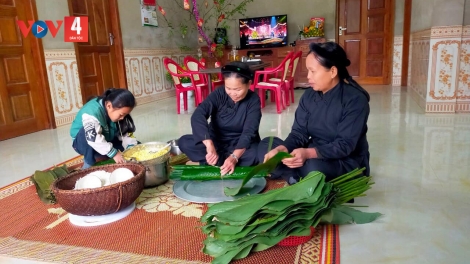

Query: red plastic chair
[262,51,293,105]
[184,56,209,100]
[267,51,302,106]
[250,53,293,113]
[184,56,207,85]
[163,57,207,114]
[184,56,224,94]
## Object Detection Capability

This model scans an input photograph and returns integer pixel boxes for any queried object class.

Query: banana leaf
[321,204,382,224]
[50,166,69,178]
[233,244,253,260]
[223,151,292,196]
[228,185,330,231]
[94,159,115,166]
[201,169,382,264]
[203,234,286,258]
[216,173,324,223]
[201,187,287,223]
[29,176,55,204]
[204,181,327,244]
[203,176,330,263]
[261,199,295,212]
[30,165,69,204]
[169,166,268,181]
[204,174,328,231]
[205,222,312,264]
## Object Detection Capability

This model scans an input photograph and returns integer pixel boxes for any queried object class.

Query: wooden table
[198,62,272,92]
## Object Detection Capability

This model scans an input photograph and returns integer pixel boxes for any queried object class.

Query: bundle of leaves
[30,165,69,204]
[200,167,381,264]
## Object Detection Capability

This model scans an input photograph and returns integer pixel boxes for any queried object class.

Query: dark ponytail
[99,88,136,109]
[118,114,136,134]
[99,88,137,134]
[308,42,370,101]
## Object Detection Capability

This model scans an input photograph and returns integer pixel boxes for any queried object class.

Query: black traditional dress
[258,81,370,183]
[179,87,262,166]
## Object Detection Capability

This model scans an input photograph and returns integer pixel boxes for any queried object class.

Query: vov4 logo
[17,16,88,42]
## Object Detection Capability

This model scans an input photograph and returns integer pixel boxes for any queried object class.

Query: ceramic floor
[1,86,469,264]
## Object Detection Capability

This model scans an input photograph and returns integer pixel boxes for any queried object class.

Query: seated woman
[179,61,261,176]
[70,88,138,169]
[258,42,370,184]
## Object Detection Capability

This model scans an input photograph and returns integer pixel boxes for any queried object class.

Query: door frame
[29,0,56,128]
[335,0,395,85]
[401,0,412,86]
[67,0,127,104]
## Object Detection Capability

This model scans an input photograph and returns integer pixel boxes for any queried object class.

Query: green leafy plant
[165,64,191,84]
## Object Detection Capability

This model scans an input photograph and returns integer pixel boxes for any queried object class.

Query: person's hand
[282,148,309,168]
[204,140,219,166]
[220,156,237,176]
[113,151,125,164]
[263,149,278,163]
[263,145,287,163]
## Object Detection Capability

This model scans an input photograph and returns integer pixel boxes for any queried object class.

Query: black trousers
[72,127,124,166]
[178,134,259,166]
[257,137,363,184]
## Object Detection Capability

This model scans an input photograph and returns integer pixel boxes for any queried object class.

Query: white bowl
[109,168,134,184]
[87,170,111,186]
[75,175,103,189]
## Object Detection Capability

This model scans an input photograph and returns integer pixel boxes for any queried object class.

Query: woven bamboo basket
[52,163,146,216]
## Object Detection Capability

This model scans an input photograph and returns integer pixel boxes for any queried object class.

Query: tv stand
[237,46,293,68]
[246,49,273,58]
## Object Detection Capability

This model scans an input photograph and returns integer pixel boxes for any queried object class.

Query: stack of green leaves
[201,172,333,264]
[200,168,381,264]
[30,165,69,204]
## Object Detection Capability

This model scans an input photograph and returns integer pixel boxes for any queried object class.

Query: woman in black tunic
[178,62,261,176]
[258,42,370,184]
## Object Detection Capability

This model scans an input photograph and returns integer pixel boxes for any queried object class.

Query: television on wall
[239,14,288,50]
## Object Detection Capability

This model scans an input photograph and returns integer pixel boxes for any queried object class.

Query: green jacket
[70,99,118,158]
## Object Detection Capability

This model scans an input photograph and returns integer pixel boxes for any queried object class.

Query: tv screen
[239,14,288,49]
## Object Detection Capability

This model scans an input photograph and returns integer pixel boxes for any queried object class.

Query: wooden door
[0,0,53,141]
[337,0,394,84]
[68,0,126,102]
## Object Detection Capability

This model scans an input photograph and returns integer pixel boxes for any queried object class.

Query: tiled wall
[405,25,470,113]
[392,36,403,86]
[44,50,82,127]
[426,26,462,112]
[45,49,192,126]
[123,50,191,105]
[457,26,470,112]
